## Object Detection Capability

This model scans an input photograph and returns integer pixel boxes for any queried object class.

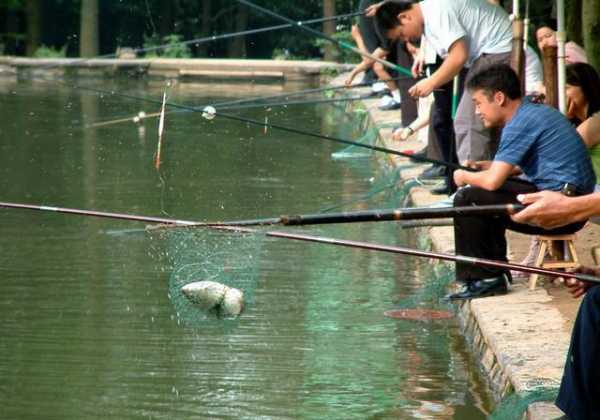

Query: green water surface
[0,78,494,419]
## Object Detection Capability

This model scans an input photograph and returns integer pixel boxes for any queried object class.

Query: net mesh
[488,388,558,420]
[150,226,265,327]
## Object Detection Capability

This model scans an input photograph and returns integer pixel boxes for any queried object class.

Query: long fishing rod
[87,95,369,129]
[24,11,364,73]
[0,201,522,228]
[201,106,468,171]
[132,11,364,58]
[235,0,413,77]
[66,78,466,171]
[1,200,598,284]
[266,230,600,284]
[86,74,415,129]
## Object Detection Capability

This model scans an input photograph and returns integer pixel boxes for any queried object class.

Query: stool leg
[529,240,549,291]
[567,240,579,264]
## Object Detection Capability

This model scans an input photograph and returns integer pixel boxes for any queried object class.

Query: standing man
[374,0,513,162]
[448,64,595,300]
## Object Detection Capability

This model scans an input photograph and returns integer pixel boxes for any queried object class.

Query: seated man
[449,64,596,300]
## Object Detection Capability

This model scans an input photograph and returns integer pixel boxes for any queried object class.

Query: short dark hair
[466,64,522,100]
[566,62,600,119]
[374,0,416,34]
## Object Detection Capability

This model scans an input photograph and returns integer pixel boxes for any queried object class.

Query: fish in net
[149,226,265,327]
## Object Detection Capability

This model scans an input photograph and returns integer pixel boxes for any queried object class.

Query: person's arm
[578,114,600,148]
[408,38,468,97]
[393,112,431,141]
[511,191,600,228]
[345,47,388,86]
[365,2,384,17]
[351,24,368,54]
[453,161,514,190]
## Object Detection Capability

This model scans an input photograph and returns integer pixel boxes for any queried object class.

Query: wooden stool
[529,234,579,290]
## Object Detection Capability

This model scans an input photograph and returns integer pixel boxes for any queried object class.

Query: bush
[143,34,191,59]
[33,45,67,58]
[314,27,360,64]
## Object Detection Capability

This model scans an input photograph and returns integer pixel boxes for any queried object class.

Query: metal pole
[556,0,567,114]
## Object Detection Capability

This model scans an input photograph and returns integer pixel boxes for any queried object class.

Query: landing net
[150,226,265,327]
[488,387,558,419]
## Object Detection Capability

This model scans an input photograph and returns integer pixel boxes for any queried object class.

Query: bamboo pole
[542,46,559,108]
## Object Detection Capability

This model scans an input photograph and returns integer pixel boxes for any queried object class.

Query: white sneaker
[371,82,387,94]
[378,95,401,110]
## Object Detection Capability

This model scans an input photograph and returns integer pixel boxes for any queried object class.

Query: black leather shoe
[420,165,446,179]
[446,273,510,301]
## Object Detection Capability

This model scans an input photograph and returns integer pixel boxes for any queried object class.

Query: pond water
[0,78,495,419]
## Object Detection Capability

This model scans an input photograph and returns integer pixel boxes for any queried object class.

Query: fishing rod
[400,220,453,229]
[265,230,600,284]
[24,10,364,73]
[65,78,466,171]
[0,201,522,228]
[131,11,364,58]
[235,0,413,77]
[87,95,368,129]
[86,74,416,129]
[1,200,598,284]
[200,106,468,171]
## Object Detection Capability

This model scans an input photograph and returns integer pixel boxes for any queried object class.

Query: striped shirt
[495,100,596,193]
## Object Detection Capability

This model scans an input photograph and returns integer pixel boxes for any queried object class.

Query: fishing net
[330,127,378,160]
[488,388,558,420]
[149,226,265,327]
[318,165,406,213]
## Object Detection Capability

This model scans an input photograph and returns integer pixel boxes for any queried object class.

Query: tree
[565,0,584,45]
[227,4,248,58]
[25,0,41,56]
[322,0,336,61]
[79,0,99,57]
[582,0,600,69]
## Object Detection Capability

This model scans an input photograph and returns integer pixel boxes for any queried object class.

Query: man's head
[374,0,422,42]
[466,64,522,128]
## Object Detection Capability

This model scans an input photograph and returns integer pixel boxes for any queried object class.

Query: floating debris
[181,281,244,318]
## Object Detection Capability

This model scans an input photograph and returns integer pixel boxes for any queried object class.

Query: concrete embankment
[337,75,599,419]
[0,57,351,84]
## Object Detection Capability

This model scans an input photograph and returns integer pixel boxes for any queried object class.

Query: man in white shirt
[374,0,513,162]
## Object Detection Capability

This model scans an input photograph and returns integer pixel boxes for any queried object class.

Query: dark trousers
[395,42,417,127]
[556,285,600,419]
[428,62,466,191]
[453,179,586,282]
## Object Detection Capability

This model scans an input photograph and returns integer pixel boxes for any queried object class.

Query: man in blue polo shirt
[448,64,595,300]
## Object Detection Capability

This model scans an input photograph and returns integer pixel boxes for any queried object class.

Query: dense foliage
[0,0,598,67]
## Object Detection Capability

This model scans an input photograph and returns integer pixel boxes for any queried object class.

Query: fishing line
[202,107,468,170]
[18,10,364,74]
[50,75,464,171]
[235,0,413,77]
[86,75,416,129]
